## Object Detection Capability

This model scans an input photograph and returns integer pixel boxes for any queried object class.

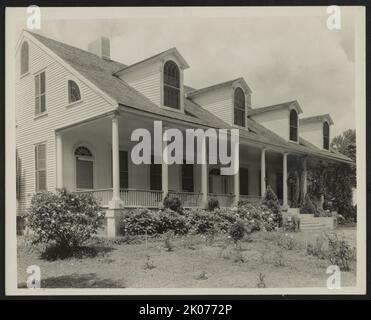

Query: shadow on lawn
[18,273,125,288]
[40,245,115,261]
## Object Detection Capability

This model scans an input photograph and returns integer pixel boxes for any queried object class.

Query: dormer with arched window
[163,60,180,110]
[234,87,246,127]
[299,114,334,150]
[114,47,189,112]
[289,109,298,142]
[20,41,29,76]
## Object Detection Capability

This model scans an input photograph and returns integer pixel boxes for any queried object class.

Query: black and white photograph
[4,6,366,296]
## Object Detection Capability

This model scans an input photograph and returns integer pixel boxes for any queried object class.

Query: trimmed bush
[262,186,282,227]
[163,194,182,213]
[300,193,317,214]
[208,197,220,211]
[282,215,300,232]
[185,209,217,235]
[26,189,104,249]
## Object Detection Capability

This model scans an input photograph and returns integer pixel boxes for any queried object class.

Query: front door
[76,158,93,189]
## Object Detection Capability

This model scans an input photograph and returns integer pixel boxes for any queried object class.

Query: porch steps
[299,214,335,231]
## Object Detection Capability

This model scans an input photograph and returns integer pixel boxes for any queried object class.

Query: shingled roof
[26,31,353,165]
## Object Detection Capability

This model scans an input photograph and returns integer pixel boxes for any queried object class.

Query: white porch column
[107,114,123,238]
[200,135,208,208]
[302,157,307,197]
[162,128,169,201]
[234,169,240,205]
[56,132,63,189]
[283,152,288,209]
[260,148,266,197]
[111,115,121,203]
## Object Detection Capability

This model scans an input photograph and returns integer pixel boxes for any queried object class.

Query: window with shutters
[68,80,81,104]
[234,87,246,127]
[182,163,194,192]
[150,155,162,190]
[35,144,47,192]
[163,60,180,109]
[20,41,29,75]
[35,71,46,114]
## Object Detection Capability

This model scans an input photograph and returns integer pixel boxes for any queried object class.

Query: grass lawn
[17,227,356,289]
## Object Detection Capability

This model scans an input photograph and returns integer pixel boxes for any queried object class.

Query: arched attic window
[234,87,246,127]
[163,60,180,109]
[323,121,330,150]
[68,80,81,103]
[289,109,298,142]
[20,41,29,75]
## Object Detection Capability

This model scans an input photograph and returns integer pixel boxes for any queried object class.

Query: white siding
[120,62,162,106]
[251,109,290,141]
[191,86,233,125]
[300,121,329,150]
[15,36,115,215]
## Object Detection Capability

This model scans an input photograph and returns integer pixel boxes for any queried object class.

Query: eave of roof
[299,113,334,125]
[249,100,303,116]
[186,77,252,98]
[113,47,190,76]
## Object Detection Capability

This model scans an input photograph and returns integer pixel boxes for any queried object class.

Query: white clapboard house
[15,31,353,236]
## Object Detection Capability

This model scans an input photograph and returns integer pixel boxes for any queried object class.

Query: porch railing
[168,191,203,207]
[239,195,262,205]
[208,193,235,207]
[120,189,163,208]
[74,188,113,207]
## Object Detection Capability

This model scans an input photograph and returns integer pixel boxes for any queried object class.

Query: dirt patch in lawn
[17,228,357,289]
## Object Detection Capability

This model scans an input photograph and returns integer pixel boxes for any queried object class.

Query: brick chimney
[88,37,110,60]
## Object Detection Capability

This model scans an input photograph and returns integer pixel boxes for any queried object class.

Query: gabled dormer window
[289,109,298,142]
[234,87,246,127]
[164,60,180,109]
[20,41,29,75]
[68,80,81,104]
[323,121,330,150]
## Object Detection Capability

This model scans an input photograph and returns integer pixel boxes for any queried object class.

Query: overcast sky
[14,8,356,137]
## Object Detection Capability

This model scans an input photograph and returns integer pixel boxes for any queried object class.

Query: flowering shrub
[157,209,189,235]
[119,208,159,235]
[237,202,277,232]
[185,209,217,234]
[26,189,104,249]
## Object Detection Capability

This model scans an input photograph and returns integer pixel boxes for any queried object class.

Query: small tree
[26,189,104,249]
[300,193,317,214]
[229,220,246,246]
[262,185,282,227]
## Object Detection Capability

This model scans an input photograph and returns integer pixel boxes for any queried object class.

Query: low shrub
[237,202,277,232]
[208,197,220,211]
[26,189,104,249]
[157,209,189,235]
[119,208,159,236]
[325,233,356,271]
[282,215,300,232]
[163,194,182,213]
[306,235,327,260]
[277,233,297,250]
[186,209,217,235]
[300,194,317,214]
[229,220,246,244]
